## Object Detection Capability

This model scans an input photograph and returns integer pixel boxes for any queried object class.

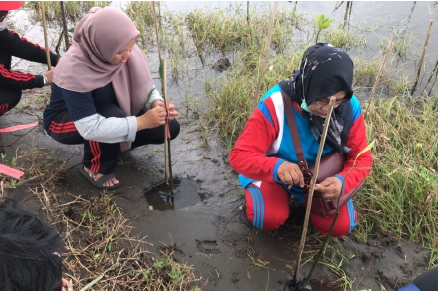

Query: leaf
[358,139,376,156]
[145,88,155,109]
[80,263,119,291]
[159,60,164,80]
[316,13,334,30]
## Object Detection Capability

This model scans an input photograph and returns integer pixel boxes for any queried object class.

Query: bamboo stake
[152,1,162,61]
[40,2,51,70]
[247,1,249,23]
[363,36,393,120]
[254,1,278,104]
[410,20,433,96]
[152,1,168,184]
[293,96,337,286]
[60,1,71,50]
[163,59,168,185]
[162,58,174,193]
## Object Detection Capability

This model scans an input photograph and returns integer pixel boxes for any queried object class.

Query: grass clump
[356,94,438,264]
[123,1,156,48]
[26,1,110,25]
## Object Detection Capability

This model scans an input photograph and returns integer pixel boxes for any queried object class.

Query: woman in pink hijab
[43,7,179,190]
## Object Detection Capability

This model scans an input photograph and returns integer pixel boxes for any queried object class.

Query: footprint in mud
[196,239,221,254]
[212,215,252,259]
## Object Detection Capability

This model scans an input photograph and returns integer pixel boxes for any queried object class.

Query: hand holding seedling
[314,176,343,200]
[136,105,167,130]
[277,161,305,188]
[151,100,178,121]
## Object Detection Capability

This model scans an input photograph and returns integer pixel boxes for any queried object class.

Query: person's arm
[60,88,138,143]
[0,29,59,66]
[229,95,285,183]
[62,87,169,143]
[0,64,45,90]
[335,96,373,194]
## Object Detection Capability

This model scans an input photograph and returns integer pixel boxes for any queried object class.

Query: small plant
[315,13,335,43]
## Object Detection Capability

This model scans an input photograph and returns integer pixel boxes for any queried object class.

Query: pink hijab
[53,6,155,151]
[53,6,154,121]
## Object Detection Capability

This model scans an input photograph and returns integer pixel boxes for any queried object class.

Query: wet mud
[0,87,430,291]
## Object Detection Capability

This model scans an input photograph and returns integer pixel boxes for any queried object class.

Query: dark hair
[0,187,64,291]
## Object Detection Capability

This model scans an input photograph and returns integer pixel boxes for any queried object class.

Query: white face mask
[0,19,8,31]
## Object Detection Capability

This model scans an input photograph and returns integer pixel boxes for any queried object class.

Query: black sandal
[79,167,122,190]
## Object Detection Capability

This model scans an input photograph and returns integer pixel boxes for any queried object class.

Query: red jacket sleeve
[229,106,283,183]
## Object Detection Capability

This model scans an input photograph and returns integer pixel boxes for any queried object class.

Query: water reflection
[143,178,200,211]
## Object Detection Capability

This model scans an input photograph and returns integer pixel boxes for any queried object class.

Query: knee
[8,91,22,109]
[0,90,22,115]
[262,211,289,230]
[311,211,357,237]
[246,204,289,231]
[96,103,125,118]
[169,119,180,140]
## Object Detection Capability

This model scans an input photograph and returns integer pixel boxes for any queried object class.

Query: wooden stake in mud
[410,20,433,96]
[293,96,337,286]
[254,1,278,104]
[152,1,170,185]
[162,58,174,194]
[60,1,71,50]
[152,1,162,61]
[363,36,393,120]
[40,2,52,70]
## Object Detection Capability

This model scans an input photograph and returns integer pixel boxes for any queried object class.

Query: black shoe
[240,204,252,227]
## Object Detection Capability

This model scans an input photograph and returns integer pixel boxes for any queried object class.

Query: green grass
[355,95,438,265]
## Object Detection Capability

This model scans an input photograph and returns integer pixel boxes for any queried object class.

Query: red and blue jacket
[229,83,373,202]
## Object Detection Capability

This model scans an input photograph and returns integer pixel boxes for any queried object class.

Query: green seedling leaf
[145,88,155,109]
[316,13,334,29]
[159,60,164,80]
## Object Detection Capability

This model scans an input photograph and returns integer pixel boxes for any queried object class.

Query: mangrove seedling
[315,13,334,44]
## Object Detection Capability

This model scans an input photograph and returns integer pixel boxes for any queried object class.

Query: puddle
[143,178,201,211]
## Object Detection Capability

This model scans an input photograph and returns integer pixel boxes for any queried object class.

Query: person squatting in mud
[0,1,60,116]
[229,43,373,237]
[43,6,179,190]
[0,188,72,291]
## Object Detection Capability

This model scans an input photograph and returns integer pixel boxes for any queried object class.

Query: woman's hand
[277,161,304,188]
[44,69,55,85]
[136,104,167,130]
[151,100,179,121]
[314,177,343,200]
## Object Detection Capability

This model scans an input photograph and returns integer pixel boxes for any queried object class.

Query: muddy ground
[0,85,431,291]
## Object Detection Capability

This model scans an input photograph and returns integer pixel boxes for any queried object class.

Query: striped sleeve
[229,96,283,183]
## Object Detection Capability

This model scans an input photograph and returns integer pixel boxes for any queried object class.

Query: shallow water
[8,1,438,96]
[143,178,201,210]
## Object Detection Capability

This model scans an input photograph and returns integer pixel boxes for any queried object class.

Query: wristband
[43,75,48,86]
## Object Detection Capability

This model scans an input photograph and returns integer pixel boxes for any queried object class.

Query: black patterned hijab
[279,43,354,153]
